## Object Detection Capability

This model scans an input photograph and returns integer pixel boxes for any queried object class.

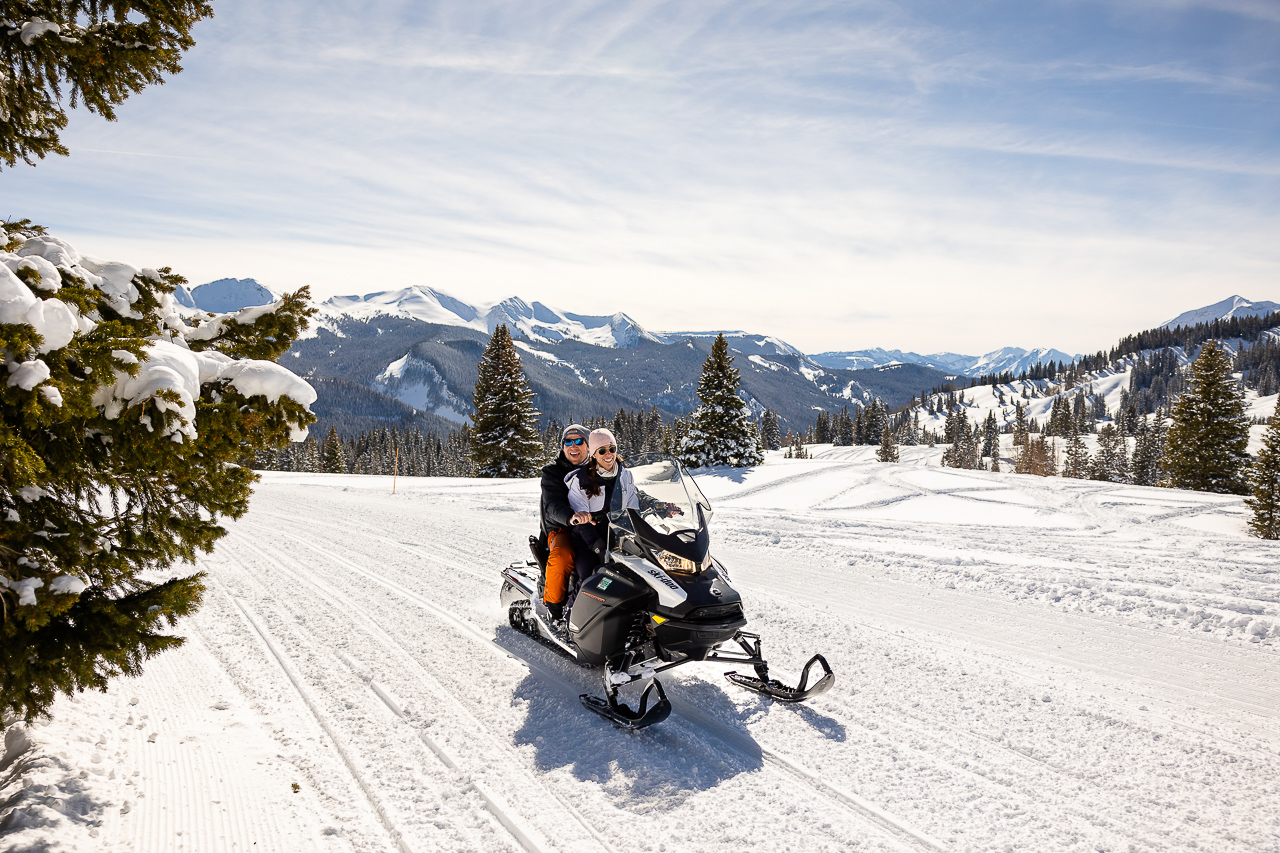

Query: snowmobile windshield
[610,453,710,537]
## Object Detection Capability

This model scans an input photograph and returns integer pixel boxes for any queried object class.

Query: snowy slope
[910,346,1276,451]
[1163,295,1280,330]
[8,455,1280,853]
[311,287,664,350]
[811,346,1079,377]
[175,277,280,313]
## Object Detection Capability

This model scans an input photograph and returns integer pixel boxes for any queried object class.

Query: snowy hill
[811,346,1079,377]
[314,286,665,350]
[1162,295,1280,330]
[177,277,279,313]
[8,458,1279,852]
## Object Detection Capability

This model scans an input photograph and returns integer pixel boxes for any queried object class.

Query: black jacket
[539,450,582,538]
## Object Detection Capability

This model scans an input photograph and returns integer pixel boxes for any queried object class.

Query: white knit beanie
[588,428,617,457]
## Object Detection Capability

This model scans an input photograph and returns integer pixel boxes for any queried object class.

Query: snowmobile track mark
[229,529,620,853]
[237,523,949,850]
[226,592,417,853]
[760,748,946,853]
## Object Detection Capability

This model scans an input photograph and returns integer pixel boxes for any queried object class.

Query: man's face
[563,436,589,464]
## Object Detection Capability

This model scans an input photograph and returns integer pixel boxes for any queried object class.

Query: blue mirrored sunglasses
[563,437,586,446]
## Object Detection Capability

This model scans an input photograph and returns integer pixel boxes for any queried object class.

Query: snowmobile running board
[580,679,672,730]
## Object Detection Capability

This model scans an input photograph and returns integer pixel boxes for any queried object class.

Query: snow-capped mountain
[312,287,664,350]
[810,346,1079,377]
[1162,295,1280,330]
[177,277,278,313]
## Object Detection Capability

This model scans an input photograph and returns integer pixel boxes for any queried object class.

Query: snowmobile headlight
[654,550,708,574]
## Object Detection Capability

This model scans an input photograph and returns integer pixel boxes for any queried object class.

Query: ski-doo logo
[640,565,680,591]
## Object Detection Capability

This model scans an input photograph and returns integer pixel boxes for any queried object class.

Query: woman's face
[595,445,617,470]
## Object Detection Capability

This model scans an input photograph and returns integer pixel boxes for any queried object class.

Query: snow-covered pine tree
[1012,401,1028,446]
[865,400,888,445]
[760,409,782,451]
[1131,413,1166,486]
[469,324,542,478]
[876,426,899,463]
[813,411,832,445]
[834,406,854,447]
[1,226,316,721]
[1162,341,1250,494]
[1,1,213,169]
[321,427,347,473]
[1062,421,1090,479]
[1090,423,1129,483]
[679,334,763,468]
[1245,400,1280,539]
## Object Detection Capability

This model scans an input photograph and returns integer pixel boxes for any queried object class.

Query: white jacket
[566,465,638,515]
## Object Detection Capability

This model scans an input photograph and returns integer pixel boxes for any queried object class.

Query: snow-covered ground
[5,450,1280,852]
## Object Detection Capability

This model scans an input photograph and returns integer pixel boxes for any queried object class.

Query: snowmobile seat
[528,535,549,570]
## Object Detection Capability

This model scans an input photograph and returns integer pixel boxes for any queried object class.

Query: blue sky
[4,0,1279,355]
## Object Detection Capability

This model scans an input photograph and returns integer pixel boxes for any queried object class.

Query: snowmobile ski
[725,653,835,704]
[580,678,671,730]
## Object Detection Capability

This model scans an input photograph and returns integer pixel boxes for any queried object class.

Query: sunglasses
[563,437,585,446]
[595,445,617,455]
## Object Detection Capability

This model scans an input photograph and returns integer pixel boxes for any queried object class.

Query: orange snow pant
[544,529,574,605]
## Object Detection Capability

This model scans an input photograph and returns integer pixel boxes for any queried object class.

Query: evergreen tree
[865,400,888,445]
[469,325,542,478]
[1162,341,1250,493]
[1131,413,1166,486]
[1245,400,1280,539]
[1062,421,1090,479]
[835,406,855,447]
[679,334,764,468]
[321,426,348,474]
[1,225,316,721]
[876,425,899,463]
[1,1,214,169]
[760,409,782,451]
[1090,424,1129,483]
[813,411,832,444]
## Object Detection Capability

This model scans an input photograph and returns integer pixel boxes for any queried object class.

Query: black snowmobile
[501,453,834,730]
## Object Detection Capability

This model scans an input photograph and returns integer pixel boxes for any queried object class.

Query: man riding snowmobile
[537,424,590,623]
[503,452,835,730]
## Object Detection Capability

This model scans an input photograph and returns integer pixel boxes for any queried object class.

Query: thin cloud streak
[4,0,1279,353]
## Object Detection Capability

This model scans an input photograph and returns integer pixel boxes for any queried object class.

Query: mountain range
[1162,295,1280,330]
[181,278,1270,436]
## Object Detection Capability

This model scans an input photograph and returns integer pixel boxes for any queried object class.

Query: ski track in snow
[8,453,1280,852]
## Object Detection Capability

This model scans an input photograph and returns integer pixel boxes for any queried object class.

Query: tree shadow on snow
[508,666,765,810]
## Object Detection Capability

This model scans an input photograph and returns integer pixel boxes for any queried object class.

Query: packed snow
[5,449,1279,852]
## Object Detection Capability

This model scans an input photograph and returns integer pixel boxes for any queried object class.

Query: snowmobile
[500,453,834,730]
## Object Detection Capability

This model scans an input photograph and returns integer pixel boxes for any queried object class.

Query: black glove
[546,601,563,622]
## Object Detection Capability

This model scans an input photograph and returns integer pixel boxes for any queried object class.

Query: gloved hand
[546,601,564,622]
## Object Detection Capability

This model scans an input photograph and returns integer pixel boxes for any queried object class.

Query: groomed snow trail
[12,451,1280,852]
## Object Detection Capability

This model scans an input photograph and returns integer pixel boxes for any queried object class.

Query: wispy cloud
[4,0,1278,353]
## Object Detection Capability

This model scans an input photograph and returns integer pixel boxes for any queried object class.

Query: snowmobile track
[226,590,417,853]
[226,528,620,853]
[239,521,951,851]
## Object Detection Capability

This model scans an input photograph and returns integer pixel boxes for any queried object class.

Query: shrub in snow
[1,1,213,169]
[1,222,316,721]
[680,334,763,469]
